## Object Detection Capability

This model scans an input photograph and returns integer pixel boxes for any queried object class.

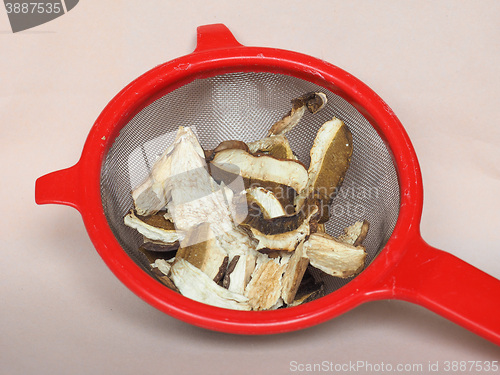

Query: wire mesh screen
[100,72,400,295]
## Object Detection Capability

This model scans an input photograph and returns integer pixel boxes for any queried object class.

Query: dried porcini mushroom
[170,258,251,310]
[267,92,327,136]
[124,210,182,244]
[212,149,309,194]
[338,220,370,247]
[281,241,309,304]
[205,140,250,161]
[175,223,229,282]
[247,134,296,160]
[304,232,367,278]
[295,117,353,223]
[123,92,372,311]
[249,206,318,252]
[131,127,205,216]
[244,254,288,310]
[289,268,325,306]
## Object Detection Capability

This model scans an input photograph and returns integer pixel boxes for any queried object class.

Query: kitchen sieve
[35,24,500,344]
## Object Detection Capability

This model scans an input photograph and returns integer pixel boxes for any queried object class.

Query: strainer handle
[35,163,81,211]
[376,236,500,345]
[193,24,244,53]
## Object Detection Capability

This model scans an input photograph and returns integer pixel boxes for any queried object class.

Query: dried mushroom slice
[124,210,182,244]
[140,239,179,253]
[214,140,250,154]
[222,255,240,289]
[267,92,327,136]
[246,187,286,219]
[153,258,173,276]
[211,149,308,194]
[338,220,370,247]
[224,250,260,295]
[281,241,309,304]
[243,196,321,236]
[152,268,179,292]
[170,258,251,311]
[205,140,250,162]
[175,223,229,282]
[132,127,205,216]
[288,269,325,307]
[166,140,235,236]
[244,255,287,310]
[151,259,178,292]
[244,187,313,236]
[214,227,259,294]
[309,222,325,234]
[247,134,296,160]
[139,211,176,230]
[249,206,318,251]
[304,232,366,278]
[139,241,178,264]
[295,117,353,222]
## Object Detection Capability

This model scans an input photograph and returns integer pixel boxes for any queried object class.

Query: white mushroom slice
[250,224,307,252]
[153,259,173,276]
[269,298,284,310]
[214,226,259,293]
[247,134,296,160]
[170,258,251,311]
[249,206,317,251]
[166,136,235,236]
[281,241,310,304]
[132,126,204,216]
[267,92,328,136]
[124,211,182,244]
[338,220,370,246]
[304,232,366,278]
[175,223,228,282]
[246,187,286,219]
[212,149,308,194]
[244,255,287,310]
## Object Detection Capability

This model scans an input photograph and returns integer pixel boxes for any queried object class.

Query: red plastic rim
[41,24,425,334]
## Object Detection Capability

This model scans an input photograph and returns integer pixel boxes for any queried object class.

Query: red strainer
[35,24,500,344]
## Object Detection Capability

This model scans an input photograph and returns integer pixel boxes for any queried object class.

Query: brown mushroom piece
[151,259,179,292]
[124,210,182,245]
[338,220,370,247]
[247,134,296,160]
[295,117,353,223]
[288,269,325,307]
[140,240,180,254]
[249,205,318,252]
[175,223,229,283]
[267,92,327,136]
[205,140,250,161]
[243,186,303,235]
[304,232,366,278]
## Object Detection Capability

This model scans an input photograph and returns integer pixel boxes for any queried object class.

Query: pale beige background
[1,1,499,374]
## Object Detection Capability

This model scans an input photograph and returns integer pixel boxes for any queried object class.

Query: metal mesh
[100,72,400,296]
